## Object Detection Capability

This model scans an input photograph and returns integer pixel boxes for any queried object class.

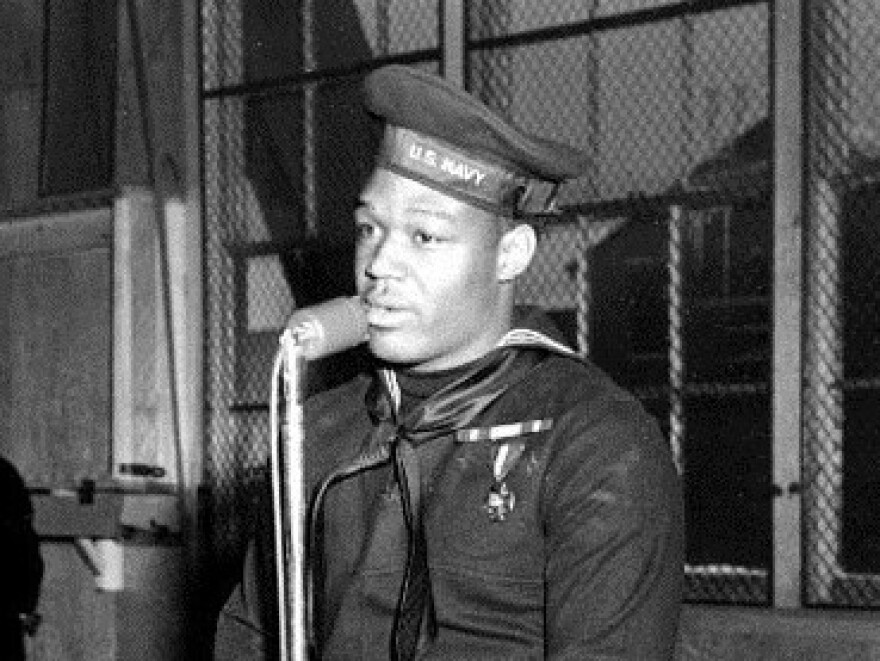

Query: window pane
[0,0,116,211]
[0,1,43,207]
[684,393,772,569]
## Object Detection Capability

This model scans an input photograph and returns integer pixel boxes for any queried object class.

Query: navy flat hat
[363,65,590,218]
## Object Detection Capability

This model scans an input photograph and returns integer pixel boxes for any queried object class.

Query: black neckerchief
[394,359,482,420]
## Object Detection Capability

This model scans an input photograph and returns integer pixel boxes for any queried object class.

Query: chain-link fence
[200,0,880,610]
[467,0,771,605]
[804,0,880,608]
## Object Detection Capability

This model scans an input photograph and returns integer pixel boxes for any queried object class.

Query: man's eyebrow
[406,204,457,222]
[354,201,379,223]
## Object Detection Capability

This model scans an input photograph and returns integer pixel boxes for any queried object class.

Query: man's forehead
[362,167,493,221]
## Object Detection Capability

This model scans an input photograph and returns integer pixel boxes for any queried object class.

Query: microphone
[285,296,368,360]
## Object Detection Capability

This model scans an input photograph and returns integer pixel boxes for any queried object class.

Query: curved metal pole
[270,331,309,660]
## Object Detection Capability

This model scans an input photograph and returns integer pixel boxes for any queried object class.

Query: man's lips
[363,297,410,327]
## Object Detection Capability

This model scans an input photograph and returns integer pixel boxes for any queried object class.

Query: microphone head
[286,296,368,360]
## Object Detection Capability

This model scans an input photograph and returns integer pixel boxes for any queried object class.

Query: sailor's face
[355,168,509,373]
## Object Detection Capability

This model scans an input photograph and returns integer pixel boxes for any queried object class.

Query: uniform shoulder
[541,352,643,409]
[531,353,668,458]
[534,355,680,516]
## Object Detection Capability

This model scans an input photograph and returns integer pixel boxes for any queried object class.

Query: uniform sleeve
[214,482,279,661]
[214,543,272,660]
[542,404,684,660]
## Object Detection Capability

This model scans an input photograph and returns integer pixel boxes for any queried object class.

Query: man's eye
[414,230,439,245]
[356,222,375,240]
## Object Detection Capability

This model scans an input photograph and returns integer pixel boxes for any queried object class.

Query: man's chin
[367,331,423,366]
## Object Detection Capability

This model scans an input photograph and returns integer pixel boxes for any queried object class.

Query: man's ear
[496,223,537,282]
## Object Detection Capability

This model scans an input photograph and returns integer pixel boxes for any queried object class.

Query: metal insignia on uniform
[482,440,525,522]
[484,481,515,522]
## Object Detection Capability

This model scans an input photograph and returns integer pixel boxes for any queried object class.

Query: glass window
[0,1,116,213]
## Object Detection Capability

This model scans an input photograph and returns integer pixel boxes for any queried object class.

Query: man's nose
[365,234,403,280]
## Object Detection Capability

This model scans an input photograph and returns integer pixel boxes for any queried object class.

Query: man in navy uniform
[215,65,683,660]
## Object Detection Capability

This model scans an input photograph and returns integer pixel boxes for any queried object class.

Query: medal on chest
[485,480,516,522]
[456,418,553,522]
[483,440,525,522]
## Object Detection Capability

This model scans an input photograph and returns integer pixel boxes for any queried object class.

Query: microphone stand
[268,297,366,660]
[270,329,309,661]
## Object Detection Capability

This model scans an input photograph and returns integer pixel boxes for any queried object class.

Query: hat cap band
[376,126,559,217]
